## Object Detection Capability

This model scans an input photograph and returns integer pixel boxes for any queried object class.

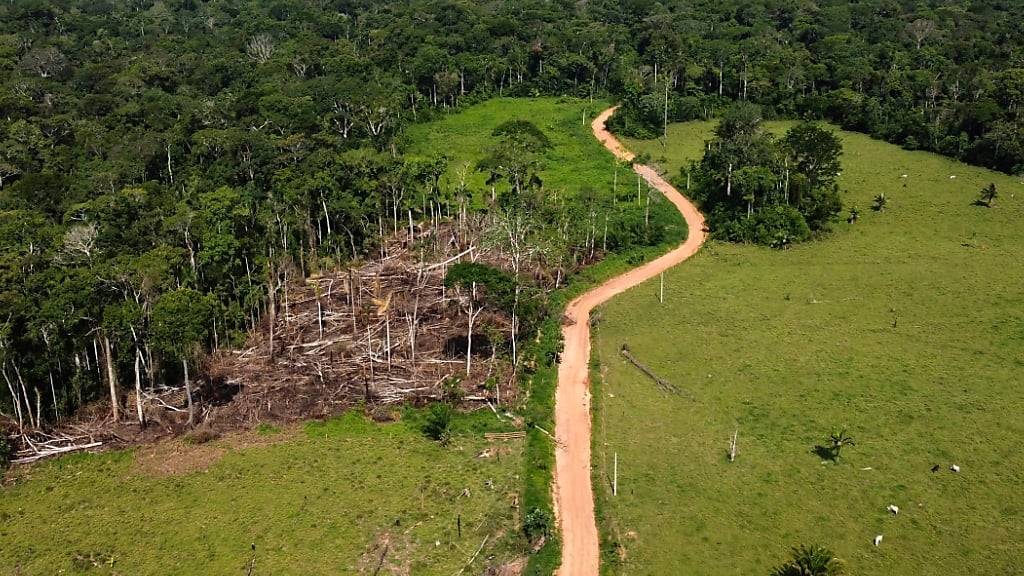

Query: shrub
[0,435,13,469]
[523,506,552,542]
[491,119,552,149]
[422,403,453,445]
[712,205,811,248]
[772,544,845,576]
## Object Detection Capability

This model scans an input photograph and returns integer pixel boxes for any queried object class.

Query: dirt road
[553,106,706,575]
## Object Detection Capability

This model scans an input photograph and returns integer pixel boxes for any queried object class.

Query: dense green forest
[1,0,1023,429]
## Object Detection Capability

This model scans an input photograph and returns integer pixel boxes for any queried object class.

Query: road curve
[553,106,707,575]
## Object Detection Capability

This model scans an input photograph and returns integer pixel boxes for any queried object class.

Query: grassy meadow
[592,122,1024,574]
[0,412,523,575]
[406,97,613,199]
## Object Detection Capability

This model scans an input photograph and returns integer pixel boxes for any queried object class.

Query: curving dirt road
[553,106,707,575]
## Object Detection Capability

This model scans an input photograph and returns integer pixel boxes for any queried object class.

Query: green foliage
[711,204,811,248]
[827,430,855,461]
[0,435,12,469]
[693,106,843,245]
[440,375,464,404]
[255,423,281,435]
[872,193,888,212]
[422,402,454,445]
[783,123,844,190]
[151,289,215,360]
[772,545,845,576]
[492,120,552,150]
[445,262,516,309]
[523,507,552,542]
[978,183,998,207]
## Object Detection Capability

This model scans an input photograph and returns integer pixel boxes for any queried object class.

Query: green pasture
[592,122,1024,575]
[1,412,523,575]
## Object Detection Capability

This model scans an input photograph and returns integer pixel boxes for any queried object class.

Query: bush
[0,435,13,469]
[523,506,552,542]
[712,205,811,248]
[422,403,453,445]
[772,544,845,576]
[492,119,552,149]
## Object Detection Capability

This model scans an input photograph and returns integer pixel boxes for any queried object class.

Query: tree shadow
[971,199,992,208]
[812,445,837,462]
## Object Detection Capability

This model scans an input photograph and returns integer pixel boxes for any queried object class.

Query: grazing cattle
[887,505,899,515]
[951,464,960,473]
[931,464,940,472]
[874,535,883,547]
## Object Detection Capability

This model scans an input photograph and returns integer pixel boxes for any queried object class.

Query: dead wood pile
[203,218,524,428]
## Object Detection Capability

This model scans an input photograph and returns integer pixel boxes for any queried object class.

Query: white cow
[874,535,883,547]
[887,504,899,515]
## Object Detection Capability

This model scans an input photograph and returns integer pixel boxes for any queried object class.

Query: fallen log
[12,441,104,464]
[620,344,693,399]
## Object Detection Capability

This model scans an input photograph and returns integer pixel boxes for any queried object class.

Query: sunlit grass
[0,412,523,575]
[593,122,1024,575]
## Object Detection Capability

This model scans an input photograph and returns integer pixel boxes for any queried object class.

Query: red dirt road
[553,107,706,575]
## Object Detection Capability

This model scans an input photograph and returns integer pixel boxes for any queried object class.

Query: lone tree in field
[152,289,215,427]
[978,183,998,207]
[772,545,845,576]
[828,429,856,460]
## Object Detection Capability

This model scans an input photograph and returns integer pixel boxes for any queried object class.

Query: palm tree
[772,545,845,576]
[872,193,887,212]
[828,429,855,460]
[978,183,998,207]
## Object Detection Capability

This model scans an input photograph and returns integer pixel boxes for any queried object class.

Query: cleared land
[0,98,685,576]
[1,412,523,575]
[593,122,1024,574]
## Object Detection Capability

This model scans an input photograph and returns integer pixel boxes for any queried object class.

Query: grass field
[0,412,523,575]
[592,121,1024,574]
[406,97,614,200]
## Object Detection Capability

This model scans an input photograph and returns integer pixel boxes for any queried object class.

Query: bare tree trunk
[104,335,119,422]
[409,294,420,364]
[367,325,375,383]
[511,286,520,367]
[267,262,277,362]
[466,296,474,375]
[15,364,35,428]
[134,350,146,428]
[166,143,174,184]
[385,314,392,371]
[183,358,194,427]
[349,268,358,333]
[3,365,23,432]
[663,76,670,142]
[49,370,58,423]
